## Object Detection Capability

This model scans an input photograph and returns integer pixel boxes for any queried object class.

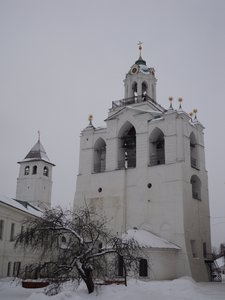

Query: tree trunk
[80,267,94,294]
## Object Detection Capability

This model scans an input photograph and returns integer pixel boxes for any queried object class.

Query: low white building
[74,46,212,281]
[0,138,54,278]
[0,195,42,278]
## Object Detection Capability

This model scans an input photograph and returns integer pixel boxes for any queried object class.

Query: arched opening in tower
[43,166,49,176]
[93,138,106,173]
[132,82,137,100]
[149,128,165,166]
[24,166,30,175]
[142,82,147,100]
[118,123,136,169]
[32,165,37,175]
[190,132,199,169]
[190,175,201,200]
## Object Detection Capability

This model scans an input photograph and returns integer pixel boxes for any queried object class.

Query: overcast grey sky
[1,0,225,248]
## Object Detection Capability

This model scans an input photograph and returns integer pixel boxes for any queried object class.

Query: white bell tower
[74,44,212,282]
[16,133,55,209]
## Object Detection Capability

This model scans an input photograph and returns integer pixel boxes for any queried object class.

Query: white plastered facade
[0,196,42,278]
[74,55,211,281]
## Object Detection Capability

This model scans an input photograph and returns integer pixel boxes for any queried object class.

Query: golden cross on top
[138,41,143,58]
[88,114,93,125]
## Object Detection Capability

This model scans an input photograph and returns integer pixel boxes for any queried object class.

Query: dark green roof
[135,56,146,66]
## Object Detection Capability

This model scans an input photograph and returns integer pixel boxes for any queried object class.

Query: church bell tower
[74,44,211,282]
[16,134,55,209]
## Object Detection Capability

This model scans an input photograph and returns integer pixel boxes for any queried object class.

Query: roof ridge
[23,140,51,163]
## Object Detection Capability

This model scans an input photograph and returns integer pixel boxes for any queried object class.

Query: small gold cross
[138,41,143,57]
[138,41,143,49]
[88,114,93,125]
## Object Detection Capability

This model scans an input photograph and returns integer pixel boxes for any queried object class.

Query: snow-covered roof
[18,140,55,166]
[139,64,150,74]
[123,229,180,250]
[0,194,42,217]
[107,100,165,121]
[216,257,224,268]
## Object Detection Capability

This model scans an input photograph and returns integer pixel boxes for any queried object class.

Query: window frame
[7,262,11,277]
[10,223,15,241]
[32,165,37,175]
[139,258,148,277]
[13,261,21,277]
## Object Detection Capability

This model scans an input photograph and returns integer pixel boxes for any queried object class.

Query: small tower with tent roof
[16,132,55,209]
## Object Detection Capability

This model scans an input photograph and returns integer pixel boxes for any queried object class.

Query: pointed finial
[138,41,143,59]
[178,97,183,110]
[88,114,93,126]
[193,109,198,121]
[38,130,40,142]
[169,96,173,110]
[189,112,193,121]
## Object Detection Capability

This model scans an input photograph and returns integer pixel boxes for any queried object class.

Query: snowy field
[1,277,225,300]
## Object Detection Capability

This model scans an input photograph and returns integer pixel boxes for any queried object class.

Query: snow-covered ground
[1,277,225,300]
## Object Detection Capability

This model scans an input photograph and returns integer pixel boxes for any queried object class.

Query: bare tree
[16,207,139,294]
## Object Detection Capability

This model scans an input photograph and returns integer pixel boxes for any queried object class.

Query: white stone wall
[145,248,179,280]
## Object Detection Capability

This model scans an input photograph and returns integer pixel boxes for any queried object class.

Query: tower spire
[88,114,93,126]
[38,130,40,142]
[138,41,143,59]
[135,41,146,66]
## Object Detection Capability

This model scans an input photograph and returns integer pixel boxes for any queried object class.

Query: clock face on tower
[131,64,138,74]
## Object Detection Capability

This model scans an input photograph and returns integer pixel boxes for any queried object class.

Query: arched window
[24,166,30,175]
[190,175,201,200]
[149,128,165,166]
[94,138,106,173]
[142,82,147,100]
[43,166,48,177]
[139,258,148,277]
[118,122,136,169]
[190,132,199,169]
[32,165,37,175]
[7,262,11,277]
[25,265,30,278]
